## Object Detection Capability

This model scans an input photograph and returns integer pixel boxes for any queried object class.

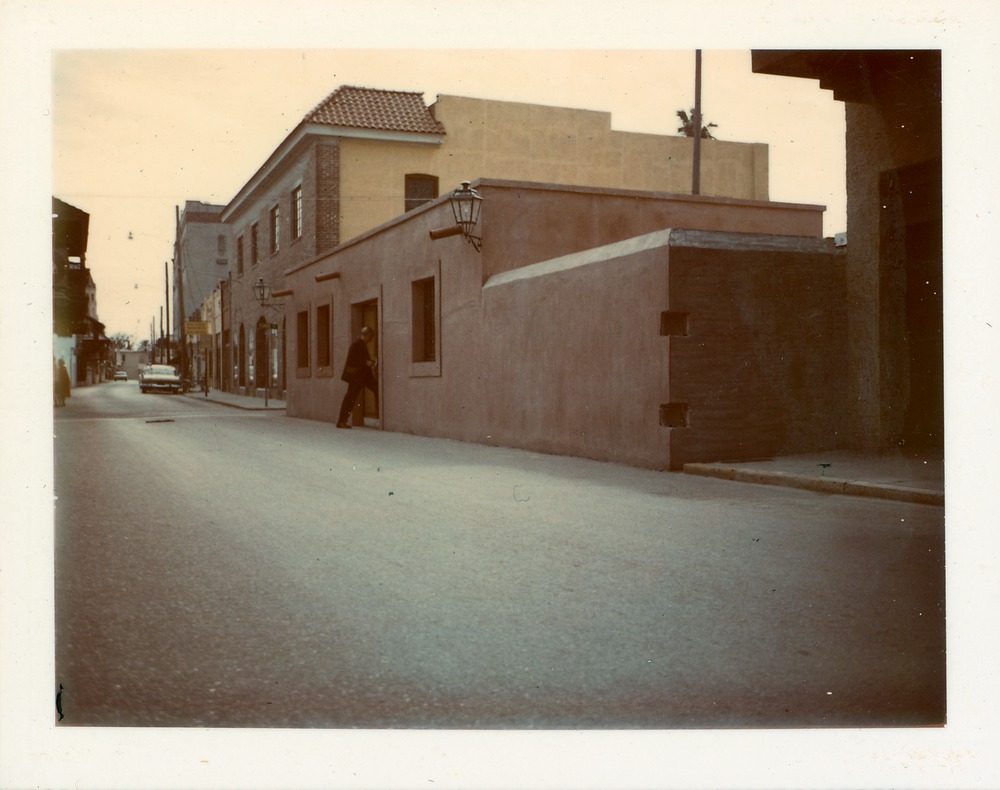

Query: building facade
[281,179,836,470]
[52,197,113,386]
[216,85,772,399]
[172,201,228,379]
[751,50,943,455]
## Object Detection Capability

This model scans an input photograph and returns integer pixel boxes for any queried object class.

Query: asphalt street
[53,382,946,729]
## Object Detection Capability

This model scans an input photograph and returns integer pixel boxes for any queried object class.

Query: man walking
[337,326,377,429]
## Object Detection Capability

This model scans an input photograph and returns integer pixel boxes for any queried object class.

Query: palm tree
[676,109,718,139]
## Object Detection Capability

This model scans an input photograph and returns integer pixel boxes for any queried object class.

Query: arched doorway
[255,317,269,391]
[280,317,287,393]
[237,324,246,389]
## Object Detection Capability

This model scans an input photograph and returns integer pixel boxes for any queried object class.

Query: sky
[5,1,1000,789]
[51,48,848,340]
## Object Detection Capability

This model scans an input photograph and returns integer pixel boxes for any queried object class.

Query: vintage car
[139,364,183,394]
[113,370,128,381]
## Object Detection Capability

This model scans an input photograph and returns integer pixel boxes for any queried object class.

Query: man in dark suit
[337,326,377,428]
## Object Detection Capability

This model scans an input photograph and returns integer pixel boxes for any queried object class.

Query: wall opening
[660,403,688,428]
[660,311,689,336]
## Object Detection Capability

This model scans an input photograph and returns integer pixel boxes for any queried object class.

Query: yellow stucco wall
[337,94,769,244]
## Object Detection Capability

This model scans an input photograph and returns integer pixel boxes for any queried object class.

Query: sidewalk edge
[682,464,944,506]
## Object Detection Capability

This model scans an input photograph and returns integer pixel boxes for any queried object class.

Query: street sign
[185,321,211,335]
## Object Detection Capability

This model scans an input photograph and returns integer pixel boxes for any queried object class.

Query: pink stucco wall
[481,232,674,467]
[283,180,836,468]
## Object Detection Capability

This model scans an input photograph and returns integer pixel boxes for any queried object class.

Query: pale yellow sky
[51,48,846,338]
[5,2,1000,788]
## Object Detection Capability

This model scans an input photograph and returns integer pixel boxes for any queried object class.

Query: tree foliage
[676,109,718,140]
[109,332,133,350]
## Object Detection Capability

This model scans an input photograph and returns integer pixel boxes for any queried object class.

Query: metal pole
[692,49,702,196]
[164,261,171,366]
[176,206,186,381]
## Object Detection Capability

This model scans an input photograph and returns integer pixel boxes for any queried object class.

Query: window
[291,185,303,240]
[217,234,226,256]
[270,205,280,253]
[405,174,438,212]
[250,223,259,266]
[237,236,244,274]
[316,303,331,368]
[412,277,436,362]
[296,310,309,369]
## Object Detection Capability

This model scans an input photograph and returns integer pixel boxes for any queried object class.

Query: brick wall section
[314,139,341,254]
[665,231,848,468]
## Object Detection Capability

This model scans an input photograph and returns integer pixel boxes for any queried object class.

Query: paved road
[54,382,945,728]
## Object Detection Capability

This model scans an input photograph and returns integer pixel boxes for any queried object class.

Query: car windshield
[148,366,177,375]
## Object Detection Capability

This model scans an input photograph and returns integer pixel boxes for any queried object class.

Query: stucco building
[751,50,943,455]
[53,197,113,386]
[282,179,837,470]
[172,200,228,379]
[216,85,771,399]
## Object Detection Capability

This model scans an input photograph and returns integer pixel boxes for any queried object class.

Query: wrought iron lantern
[448,181,483,252]
[253,277,269,306]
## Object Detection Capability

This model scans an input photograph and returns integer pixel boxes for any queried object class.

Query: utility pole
[692,49,702,196]
[176,205,186,382]
[164,261,171,365]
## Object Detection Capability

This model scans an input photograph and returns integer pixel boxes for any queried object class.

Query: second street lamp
[253,277,269,307]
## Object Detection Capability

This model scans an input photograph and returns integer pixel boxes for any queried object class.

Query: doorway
[351,299,380,425]
[255,317,269,393]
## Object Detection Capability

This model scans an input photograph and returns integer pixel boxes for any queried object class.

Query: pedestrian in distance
[336,326,377,428]
[55,358,71,407]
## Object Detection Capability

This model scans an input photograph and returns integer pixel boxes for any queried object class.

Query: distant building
[215,85,772,398]
[751,50,942,454]
[116,350,150,380]
[191,284,222,389]
[172,200,227,378]
[52,197,113,385]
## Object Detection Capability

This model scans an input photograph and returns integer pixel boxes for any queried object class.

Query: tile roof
[303,85,446,135]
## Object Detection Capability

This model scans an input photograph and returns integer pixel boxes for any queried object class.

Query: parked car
[139,364,183,394]
[114,370,128,381]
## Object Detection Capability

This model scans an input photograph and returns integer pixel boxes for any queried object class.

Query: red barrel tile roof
[304,85,446,135]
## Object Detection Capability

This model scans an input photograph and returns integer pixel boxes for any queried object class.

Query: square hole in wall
[659,403,688,428]
[660,311,689,336]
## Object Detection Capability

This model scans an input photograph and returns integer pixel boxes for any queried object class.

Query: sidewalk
[683,451,944,506]
[184,388,286,411]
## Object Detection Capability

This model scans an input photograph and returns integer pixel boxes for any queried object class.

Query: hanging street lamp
[430,180,483,252]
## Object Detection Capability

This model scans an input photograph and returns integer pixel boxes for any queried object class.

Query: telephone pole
[176,205,187,381]
[164,261,171,365]
[692,49,703,196]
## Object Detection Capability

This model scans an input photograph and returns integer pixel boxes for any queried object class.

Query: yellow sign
[185,321,211,335]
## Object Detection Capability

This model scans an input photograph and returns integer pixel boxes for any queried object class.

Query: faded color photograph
[9,3,995,787]
[50,47,945,730]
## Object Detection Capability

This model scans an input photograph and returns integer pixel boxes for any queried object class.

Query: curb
[183,392,286,412]
[682,464,944,506]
